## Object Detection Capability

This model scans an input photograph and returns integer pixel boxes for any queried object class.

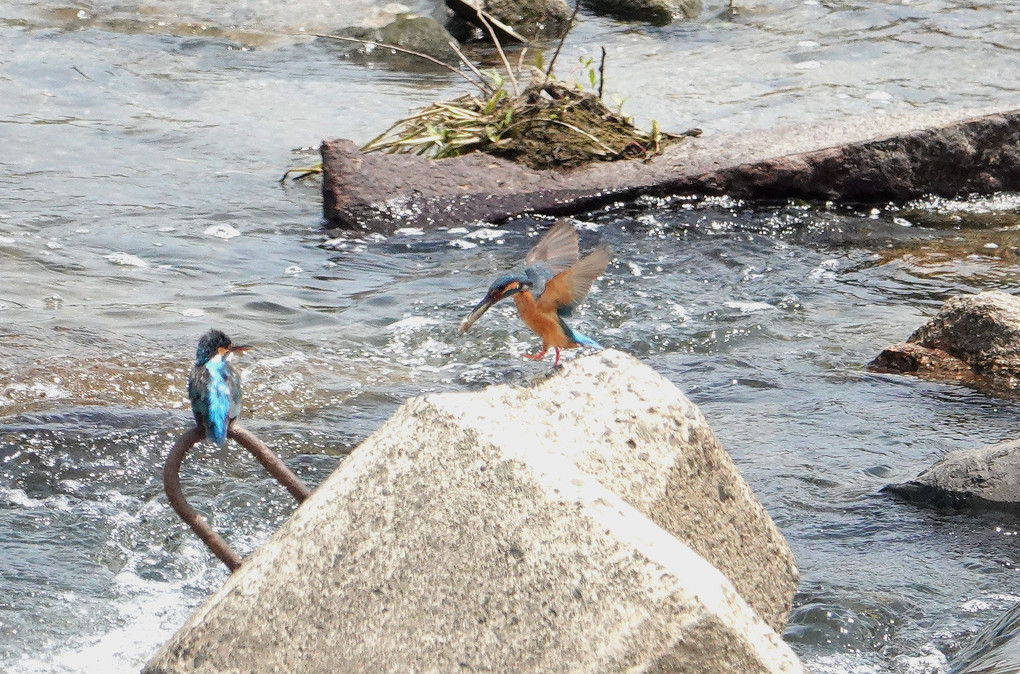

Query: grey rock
[325,14,460,64]
[145,350,801,673]
[582,0,701,26]
[909,290,1020,377]
[948,599,1020,673]
[321,106,1020,231]
[869,291,1020,395]
[883,440,1020,512]
[446,0,571,40]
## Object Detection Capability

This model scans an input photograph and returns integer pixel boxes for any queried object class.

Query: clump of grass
[358,68,683,170]
[283,6,695,180]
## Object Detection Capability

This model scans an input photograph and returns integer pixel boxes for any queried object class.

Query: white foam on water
[203,224,240,239]
[465,228,504,241]
[724,300,776,314]
[253,350,309,369]
[104,252,148,267]
[388,315,442,332]
[0,485,72,511]
[11,572,203,674]
[4,380,72,401]
[805,653,883,674]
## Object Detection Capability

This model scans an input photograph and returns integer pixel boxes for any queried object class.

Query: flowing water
[3,0,1020,671]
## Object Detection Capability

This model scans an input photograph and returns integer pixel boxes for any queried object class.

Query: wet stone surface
[322,107,1020,232]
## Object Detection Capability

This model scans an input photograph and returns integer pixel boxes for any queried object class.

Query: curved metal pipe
[164,426,242,572]
[164,424,312,573]
[228,425,311,503]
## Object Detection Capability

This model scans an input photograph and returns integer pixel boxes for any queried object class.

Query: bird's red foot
[523,350,548,360]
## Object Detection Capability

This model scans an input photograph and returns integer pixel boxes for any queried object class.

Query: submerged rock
[869,291,1020,395]
[145,350,802,673]
[882,440,1020,512]
[582,0,702,25]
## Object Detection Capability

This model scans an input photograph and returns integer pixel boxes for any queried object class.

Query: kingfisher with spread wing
[458,220,610,366]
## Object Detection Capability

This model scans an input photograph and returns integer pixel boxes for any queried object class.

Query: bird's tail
[208,421,229,447]
[573,332,603,350]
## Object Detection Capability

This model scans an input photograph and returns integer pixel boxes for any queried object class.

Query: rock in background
[870,290,1020,396]
[446,0,571,41]
[883,440,1020,513]
[581,0,702,26]
[323,13,461,64]
[145,350,802,673]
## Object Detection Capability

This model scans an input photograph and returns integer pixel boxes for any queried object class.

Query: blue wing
[188,359,241,446]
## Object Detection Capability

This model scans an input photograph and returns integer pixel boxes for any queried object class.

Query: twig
[474,8,520,96]
[545,1,582,80]
[598,46,606,99]
[516,45,530,76]
[447,39,488,86]
[310,33,492,96]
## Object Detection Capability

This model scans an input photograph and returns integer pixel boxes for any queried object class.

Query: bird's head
[458,275,532,334]
[194,329,251,366]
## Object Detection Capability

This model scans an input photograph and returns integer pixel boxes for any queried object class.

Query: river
[2,0,1020,672]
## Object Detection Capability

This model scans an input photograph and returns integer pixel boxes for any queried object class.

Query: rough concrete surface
[321,106,1020,231]
[869,291,1020,395]
[883,440,1020,513]
[145,349,802,674]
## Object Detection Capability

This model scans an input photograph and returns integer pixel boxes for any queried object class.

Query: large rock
[145,350,801,673]
[582,0,702,25]
[321,106,1020,231]
[869,291,1020,395]
[882,440,1020,512]
[323,14,461,64]
[446,0,571,40]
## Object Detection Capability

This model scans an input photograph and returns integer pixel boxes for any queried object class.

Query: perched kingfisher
[187,329,251,446]
[458,220,610,366]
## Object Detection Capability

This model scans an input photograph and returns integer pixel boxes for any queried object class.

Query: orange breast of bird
[512,290,574,349]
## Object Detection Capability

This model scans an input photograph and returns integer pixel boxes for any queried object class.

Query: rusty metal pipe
[164,426,242,572]
[228,425,311,503]
[164,424,312,573]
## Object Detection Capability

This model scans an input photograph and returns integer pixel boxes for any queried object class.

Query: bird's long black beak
[228,344,252,354]
[458,295,497,334]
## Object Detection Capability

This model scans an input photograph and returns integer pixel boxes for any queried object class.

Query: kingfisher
[458,220,610,366]
[187,329,251,446]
